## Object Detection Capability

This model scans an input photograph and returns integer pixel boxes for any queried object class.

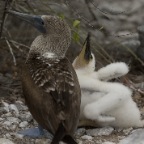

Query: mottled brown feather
[21,52,81,135]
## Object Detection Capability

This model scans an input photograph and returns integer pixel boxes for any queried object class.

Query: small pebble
[0,138,15,144]
[10,124,17,131]
[3,106,9,113]
[15,133,24,139]
[5,133,11,138]
[81,135,93,140]
[35,139,51,144]
[3,121,12,127]
[2,101,9,107]
[86,127,114,136]
[102,142,116,144]
[19,121,28,128]
[19,112,32,122]
[0,118,4,121]
[7,117,20,124]
[4,112,12,117]
[15,102,28,111]
[123,128,133,135]
[78,140,83,144]
[75,128,86,137]
[119,129,144,144]
[9,104,19,115]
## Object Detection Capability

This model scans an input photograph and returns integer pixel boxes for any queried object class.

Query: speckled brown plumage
[22,52,81,136]
[8,10,81,144]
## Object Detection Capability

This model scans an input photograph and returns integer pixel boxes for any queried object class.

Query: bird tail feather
[51,123,77,144]
[51,123,65,144]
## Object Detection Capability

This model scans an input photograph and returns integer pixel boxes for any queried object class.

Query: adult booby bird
[73,33,144,128]
[8,10,81,143]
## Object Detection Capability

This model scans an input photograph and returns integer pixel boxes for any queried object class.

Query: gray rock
[2,101,9,107]
[19,112,32,122]
[1,101,9,113]
[138,25,144,33]
[9,104,19,115]
[119,129,144,144]
[102,142,116,144]
[7,117,20,124]
[15,102,28,111]
[134,82,144,89]
[123,128,133,135]
[86,127,114,136]
[0,118,4,121]
[3,121,12,127]
[0,138,15,144]
[35,139,51,144]
[16,103,28,111]
[110,39,140,54]
[0,107,9,113]
[121,40,140,52]
[75,128,86,137]
[10,124,17,131]
[5,133,11,139]
[3,112,12,117]
[14,133,24,139]
[19,121,28,128]
[77,140,83,144]
[81,135,93,140]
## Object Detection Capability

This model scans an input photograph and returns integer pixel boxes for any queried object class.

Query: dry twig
[0,0,10,38]
[9,40,30,49]
[5,38,17,66]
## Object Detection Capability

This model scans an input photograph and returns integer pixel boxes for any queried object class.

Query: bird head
[7,10,71,58]
[73,33,96,73]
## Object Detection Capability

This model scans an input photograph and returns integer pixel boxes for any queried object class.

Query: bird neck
[29,34,70,59]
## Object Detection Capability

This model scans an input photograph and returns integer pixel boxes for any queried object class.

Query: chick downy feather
[73,38,144,128]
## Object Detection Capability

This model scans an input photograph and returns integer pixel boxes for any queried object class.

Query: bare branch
[9,40,30,49]
[5,38,17,66]
[91,0,127,16]
[85,0,98,20]
[0,0,10,38]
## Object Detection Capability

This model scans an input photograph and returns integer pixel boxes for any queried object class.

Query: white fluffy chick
[73,33,144,128]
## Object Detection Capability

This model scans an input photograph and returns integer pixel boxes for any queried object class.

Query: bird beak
[79,33,92,62]
[7,10,46,34]
[84,33,91,61]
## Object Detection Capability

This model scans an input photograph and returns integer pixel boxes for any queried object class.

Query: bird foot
[18,127,53,139]
[18,127,45,138]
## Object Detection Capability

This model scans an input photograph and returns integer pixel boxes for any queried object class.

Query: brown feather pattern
[21,52,81,135]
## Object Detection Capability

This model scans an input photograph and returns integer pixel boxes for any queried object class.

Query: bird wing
[26,52,81,120]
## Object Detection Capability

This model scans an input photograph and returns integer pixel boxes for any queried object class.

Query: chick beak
[79,33,91,62]
[7,10,46,34]
[84,33,91,61]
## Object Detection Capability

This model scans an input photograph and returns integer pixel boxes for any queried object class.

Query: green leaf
[59,13,65,19]
[73,20,80,28]
[73,32,80,42]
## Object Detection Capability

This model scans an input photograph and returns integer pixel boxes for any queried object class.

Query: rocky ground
[0,66,144,144]
[0,0,144,143]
